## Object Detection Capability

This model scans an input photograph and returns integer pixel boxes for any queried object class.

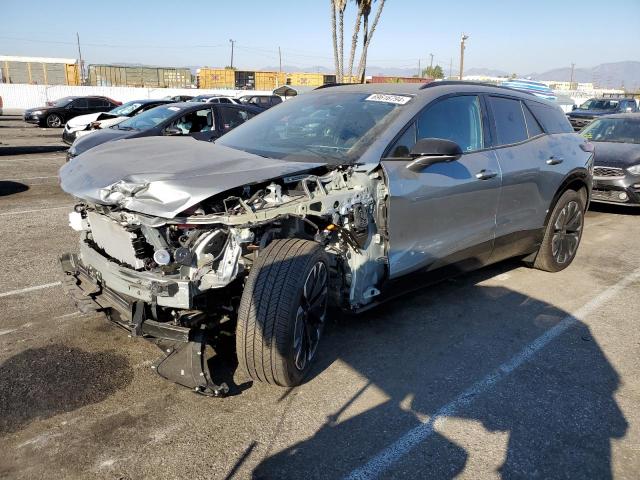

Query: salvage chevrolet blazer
[59,82,593,395]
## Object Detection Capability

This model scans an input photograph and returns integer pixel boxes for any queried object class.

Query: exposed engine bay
[61,163,390,394]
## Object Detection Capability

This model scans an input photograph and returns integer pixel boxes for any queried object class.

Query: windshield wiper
[116,125,135,131]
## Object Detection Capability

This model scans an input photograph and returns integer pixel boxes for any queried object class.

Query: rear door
[216,106,256,138]
[382,94,502,278]
[486,96,564,261]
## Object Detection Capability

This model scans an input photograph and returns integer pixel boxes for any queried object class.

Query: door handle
[475,169,498,180]
[546,157,564,165]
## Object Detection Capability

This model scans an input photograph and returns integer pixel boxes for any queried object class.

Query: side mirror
[572,105,577,111]
[406,138,463,171]
[164,127,183,136]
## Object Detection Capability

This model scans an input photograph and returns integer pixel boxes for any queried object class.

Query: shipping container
[0,56,80,85]
[196,68,235,89]
[286,72,358,87]
[87,65,192,88]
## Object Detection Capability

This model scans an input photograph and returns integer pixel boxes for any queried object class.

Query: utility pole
[569,62,575,89]
[459,33,469,80]
[76,32,84,85]
[418,58,421,78]
[429,53,434,69]
[229,39,236,69]
[449,57,453,79]
[278,46,282,73]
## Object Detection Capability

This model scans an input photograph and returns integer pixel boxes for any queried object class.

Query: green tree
[423,65,444,79]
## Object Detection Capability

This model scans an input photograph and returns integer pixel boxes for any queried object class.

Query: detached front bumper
[62,128,79,145]
[591,175,640,206]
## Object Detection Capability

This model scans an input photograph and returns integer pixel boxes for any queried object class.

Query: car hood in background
[67,112,121,128]
[59,136,327,218]
[569,109,617,119]
[592,142,640,168]
[71,127,135,156]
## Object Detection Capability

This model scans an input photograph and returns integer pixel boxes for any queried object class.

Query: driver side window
[387,95,484,158]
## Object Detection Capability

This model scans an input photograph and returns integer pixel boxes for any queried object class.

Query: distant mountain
[464,67,509,77]
[529,61,640,90]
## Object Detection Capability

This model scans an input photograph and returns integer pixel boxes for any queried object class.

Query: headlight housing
[627,164,640,175]
[32,110,43,115]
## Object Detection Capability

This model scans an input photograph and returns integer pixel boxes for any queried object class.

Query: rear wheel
[46,113,63,128]
[236,238,329,387]
[534,189,584,272]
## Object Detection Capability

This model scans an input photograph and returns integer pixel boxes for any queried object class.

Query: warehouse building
[0,56,80,85]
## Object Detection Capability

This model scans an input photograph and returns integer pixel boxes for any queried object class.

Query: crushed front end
[60,158,390,395]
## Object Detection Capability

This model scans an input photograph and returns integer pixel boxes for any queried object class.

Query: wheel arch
[544,169,590,230]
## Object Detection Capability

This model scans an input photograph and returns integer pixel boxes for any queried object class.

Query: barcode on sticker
[365,94,412,105]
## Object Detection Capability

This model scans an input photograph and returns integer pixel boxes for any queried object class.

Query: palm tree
[356,0,385,82]
[336,0,347,82]
[347,0,367,81]
[331,0,340,81]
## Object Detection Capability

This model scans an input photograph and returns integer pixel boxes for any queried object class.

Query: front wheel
[236,238,329,387]
[46,113,63,128]
[533,189,585,272]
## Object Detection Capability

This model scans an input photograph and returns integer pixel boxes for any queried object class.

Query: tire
[533,189,585,272]
[236,238,329,387]
[46,113,63,128]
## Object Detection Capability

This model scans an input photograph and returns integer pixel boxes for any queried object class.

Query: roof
[310,81,556,106]
[0,55,77,64]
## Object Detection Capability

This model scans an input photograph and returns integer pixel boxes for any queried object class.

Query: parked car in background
[67,102,261,160]
[581,113,640,206]
[62,99,174,144]
[23,96,121,128]
[567,97,638,131]
[188,94,239,104]
[59,82,592,394]
[164,95,194,102]
[238,94,283,109]
[0,95,3,116]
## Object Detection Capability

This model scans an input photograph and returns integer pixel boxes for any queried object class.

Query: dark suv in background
[567,97,638,131]
[23,96,121,128]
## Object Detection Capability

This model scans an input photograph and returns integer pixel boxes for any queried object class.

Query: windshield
[581,118,640,144]
[217,92,411,163]
[51,96,75,107]
[108,101,143,116]
[115,105,182,131]
[579,99,619,110]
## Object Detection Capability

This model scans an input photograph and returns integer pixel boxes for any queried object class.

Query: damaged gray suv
[59,82,593,395]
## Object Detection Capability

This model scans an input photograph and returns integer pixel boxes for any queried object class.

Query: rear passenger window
[523,104,544,138]
[219,106,254,130]
[489,97,528,145]
[526,101,573,134]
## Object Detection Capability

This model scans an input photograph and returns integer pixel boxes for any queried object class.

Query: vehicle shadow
[0,145,68,156]
[0,345,132,435]
[250,262,627,479]
[589,202,640,216]
[0,181,29,197]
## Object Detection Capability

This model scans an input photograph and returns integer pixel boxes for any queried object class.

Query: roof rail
[314,82,357,90]
[419,80,536,96]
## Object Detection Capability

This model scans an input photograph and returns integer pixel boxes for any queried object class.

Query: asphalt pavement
[0,115,638,480]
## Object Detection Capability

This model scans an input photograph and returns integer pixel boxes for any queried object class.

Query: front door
[381,94,502,279]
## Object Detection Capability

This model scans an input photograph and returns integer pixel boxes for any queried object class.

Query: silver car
[59,82,593,395]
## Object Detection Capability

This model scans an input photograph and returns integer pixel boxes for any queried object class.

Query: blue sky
[2,0,639,74]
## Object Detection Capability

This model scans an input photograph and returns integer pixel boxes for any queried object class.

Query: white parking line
[0,281,62,298]
[0,205,71,216]
[345,267,640,480]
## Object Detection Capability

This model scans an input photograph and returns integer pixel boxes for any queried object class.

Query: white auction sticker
[365,94,412,105]
[167,106,182,111]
